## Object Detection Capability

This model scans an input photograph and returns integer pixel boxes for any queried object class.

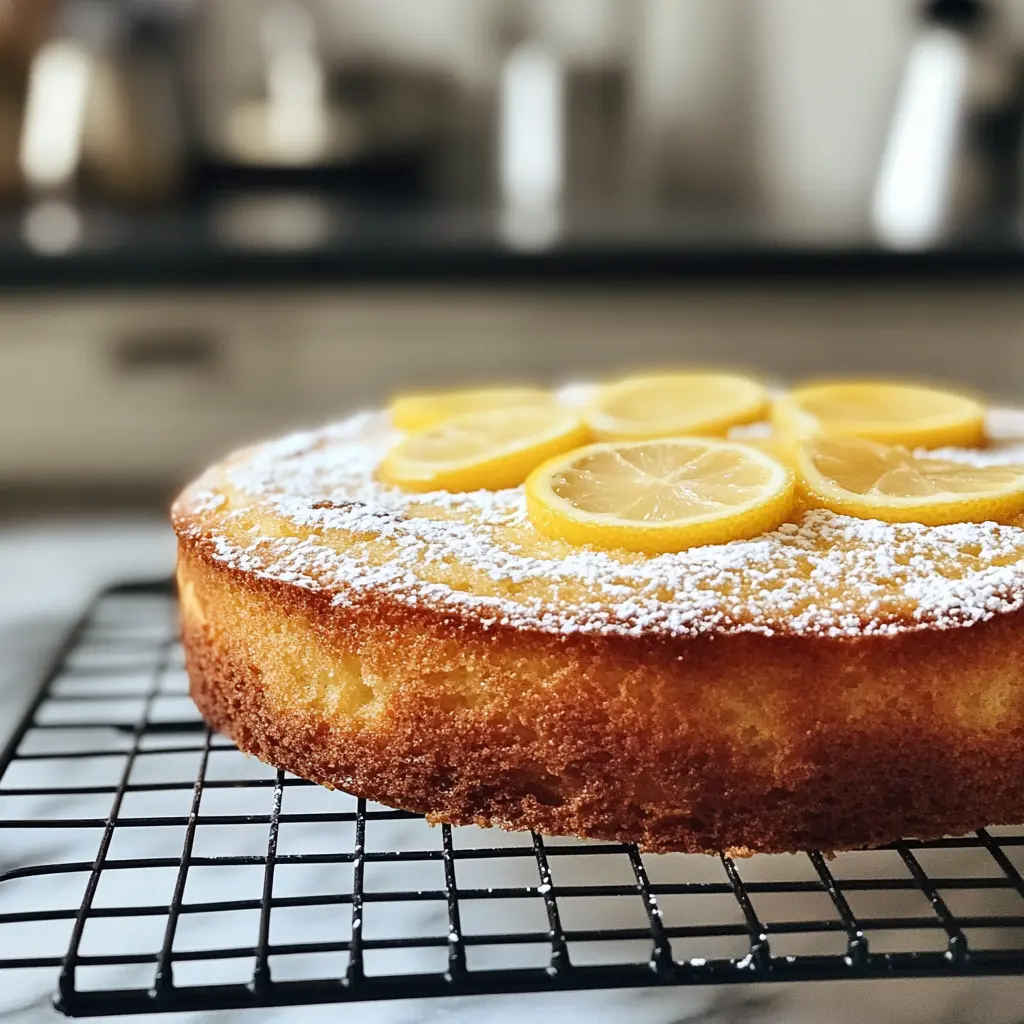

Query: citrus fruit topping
[380,406,588,493]
[795,434,1024,525]
[584,372,770,441]
[525,438,795,553]
[389,386,553,431]
[773,381,986,449]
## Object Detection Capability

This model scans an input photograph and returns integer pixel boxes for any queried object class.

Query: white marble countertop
[2,518,1024,1024]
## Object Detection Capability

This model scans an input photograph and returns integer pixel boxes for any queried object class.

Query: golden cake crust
[177,534,1024,855]
[172,407,1024,853]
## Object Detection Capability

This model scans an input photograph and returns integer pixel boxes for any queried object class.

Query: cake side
[178,535,1024,854]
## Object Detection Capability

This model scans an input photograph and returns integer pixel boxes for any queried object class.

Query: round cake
[172,392,1024,855]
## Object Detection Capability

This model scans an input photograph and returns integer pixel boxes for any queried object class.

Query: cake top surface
[172,404,1024,640]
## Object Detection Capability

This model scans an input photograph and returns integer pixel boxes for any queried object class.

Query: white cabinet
[0,297,292,482]
[0,284,1020,487]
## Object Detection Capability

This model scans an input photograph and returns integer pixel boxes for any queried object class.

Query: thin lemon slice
[380,406,588,493]
[389,386,553,431]
[731,433,797,465]
[525,438,795,553]
[795,434,1024,525]
[585,373,770,441]
[774,381,986,449]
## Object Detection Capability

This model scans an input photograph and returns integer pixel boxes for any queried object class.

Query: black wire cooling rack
[2,581,1024,1018]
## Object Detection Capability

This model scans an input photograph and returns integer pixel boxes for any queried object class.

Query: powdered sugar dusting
[173,407,1024,639]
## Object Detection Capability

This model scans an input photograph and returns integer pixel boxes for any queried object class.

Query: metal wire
[0,580,1023,1018]
[153,730,214,999]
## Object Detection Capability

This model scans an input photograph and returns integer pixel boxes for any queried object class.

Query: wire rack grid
[1,580,1024,1018]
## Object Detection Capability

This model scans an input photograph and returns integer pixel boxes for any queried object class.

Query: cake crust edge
[177,532,1024,854]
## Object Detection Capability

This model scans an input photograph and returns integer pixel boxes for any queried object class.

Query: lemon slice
[585,373,770,441]
[380,406,588,493]
[795,434,1024,525]
[774,381,986,449]
[731,433,797,465]
[525,438,795,553]
[389,386,553,431]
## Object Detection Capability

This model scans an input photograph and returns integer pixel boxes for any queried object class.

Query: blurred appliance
[872,0,1024,249]
[191,0,457,198]
[18,0,187,208]
[0,0,55,200]
[7,0,1024,241]
[494,4,629,233]
[212,0,360,168]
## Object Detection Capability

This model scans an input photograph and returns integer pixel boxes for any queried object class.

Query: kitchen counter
[3,518,1024,1023]
[3,199,1024,292]
[0,518,176,733]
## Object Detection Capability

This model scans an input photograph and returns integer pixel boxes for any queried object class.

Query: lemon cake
[173,375,1024,854]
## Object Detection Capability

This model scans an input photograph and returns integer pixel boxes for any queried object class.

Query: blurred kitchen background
[5,0,1024,512]
[10,11,1024,1021]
